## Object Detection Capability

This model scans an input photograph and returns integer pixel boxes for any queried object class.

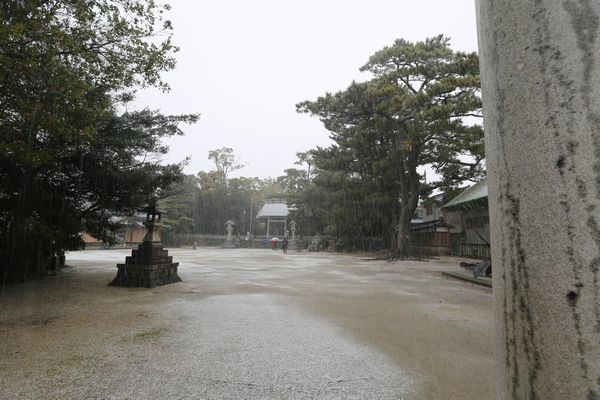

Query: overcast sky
[133,0,479,179]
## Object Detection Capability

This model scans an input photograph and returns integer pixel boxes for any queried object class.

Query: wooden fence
[460,242,491,259]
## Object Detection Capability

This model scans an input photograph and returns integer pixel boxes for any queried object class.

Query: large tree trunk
[394,159,421,258]
[396,205,412,257]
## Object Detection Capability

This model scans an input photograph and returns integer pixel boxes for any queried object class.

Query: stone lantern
[109,199,181,288]
[223,220,235,248]
[288,220,297,250]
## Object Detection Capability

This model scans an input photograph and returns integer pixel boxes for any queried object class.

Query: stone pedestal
[109,242,181,288]
[110,209,181,288]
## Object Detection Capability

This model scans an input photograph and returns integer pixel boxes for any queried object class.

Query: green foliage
[0,108,196,282]
[0,0,193,282]
[160,175,201,237]
[191,171,261,235]
[276,152,326,237]
[297,35,485,254]
[160,148,332,240]
[159,148,270,238]
[208,147,247,186]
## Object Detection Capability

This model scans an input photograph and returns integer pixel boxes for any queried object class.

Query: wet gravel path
[0,249,495,399]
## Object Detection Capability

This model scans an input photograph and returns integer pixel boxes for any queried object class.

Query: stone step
[117,262,179,270]
[125,256,173,265]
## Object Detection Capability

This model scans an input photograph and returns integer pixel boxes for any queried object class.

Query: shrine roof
[256,202,289,218]
[443,178,488,210]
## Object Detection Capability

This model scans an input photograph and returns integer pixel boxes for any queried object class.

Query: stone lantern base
[110,208,180,288]
[109,241,181,288]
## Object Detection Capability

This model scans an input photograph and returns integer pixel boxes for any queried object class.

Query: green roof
[443,178,488,209]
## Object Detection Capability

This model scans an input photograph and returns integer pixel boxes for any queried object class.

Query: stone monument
[223,219,235,248]
[109,201,181,288]
[288,220,297,250]
[309,234,321,252]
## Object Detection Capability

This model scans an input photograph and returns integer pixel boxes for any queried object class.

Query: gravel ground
[0,248,495,399]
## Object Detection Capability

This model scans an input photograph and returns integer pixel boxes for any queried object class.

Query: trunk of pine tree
[389,219,399,254]
[396,205,412,257]
[395,163,420,259]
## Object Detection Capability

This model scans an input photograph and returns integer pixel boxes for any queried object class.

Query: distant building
[80,232,103,248]
[409,194,450,255]
[408,180,490,258]
[79,213,149,248]
[443,179,490,259]
[113,213,148,245]
[412,193,445,223]
[409,218,452,256]
[256,199,290,237]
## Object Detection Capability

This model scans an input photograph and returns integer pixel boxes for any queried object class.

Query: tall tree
[0,0,192,282]
[277,153,326,238]
[159,175,201,245]
[160,148,265,236]
[294,151,315,181]
[298,36,484,256]
[208,147,246,186]
[192,172,260,235]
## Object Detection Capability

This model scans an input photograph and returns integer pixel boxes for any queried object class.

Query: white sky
[133,0,479,179]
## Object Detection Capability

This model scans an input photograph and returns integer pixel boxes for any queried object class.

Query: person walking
[282,237,289,253]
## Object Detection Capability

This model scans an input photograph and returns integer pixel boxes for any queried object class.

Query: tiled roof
[256,202,289,218]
